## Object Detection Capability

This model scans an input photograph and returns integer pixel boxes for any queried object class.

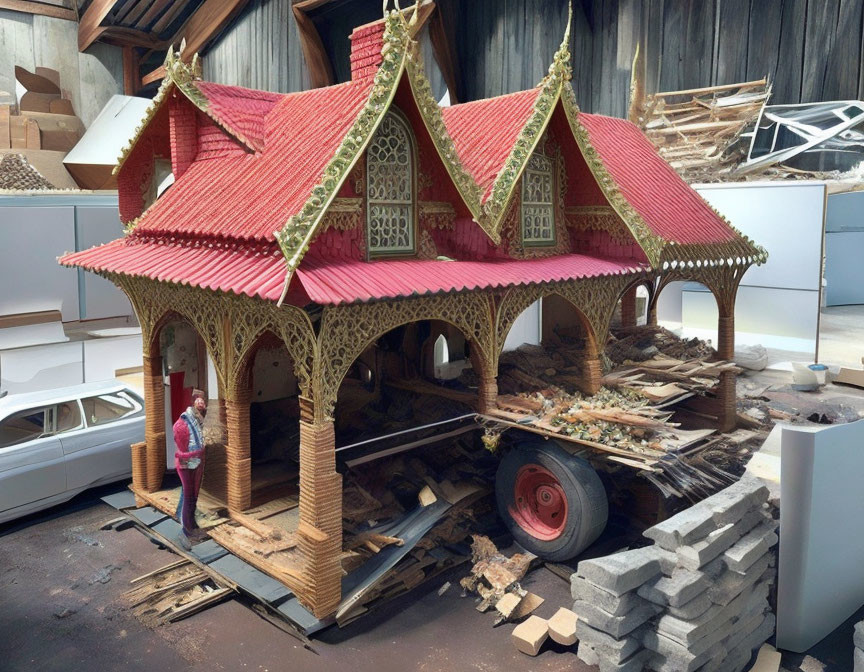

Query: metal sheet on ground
[337,500,452,620]
[100,489,138,510]
[127,506,169,527]
[208,554,293,604]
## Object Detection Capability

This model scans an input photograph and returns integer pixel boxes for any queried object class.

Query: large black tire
[495,438,608,561]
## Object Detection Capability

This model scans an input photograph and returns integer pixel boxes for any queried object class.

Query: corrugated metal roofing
[60,239,288,301]
[577,113,738,245]
[295,253,648,305]
[60,241,646,306]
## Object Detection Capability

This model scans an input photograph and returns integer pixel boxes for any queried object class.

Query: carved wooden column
[580,354,602,396]
[620,287,637,328]
[225,386,252,513]
[297,402,343,618]
[717,369,737,433]
[717,309,735,362]
[143,353,166,492]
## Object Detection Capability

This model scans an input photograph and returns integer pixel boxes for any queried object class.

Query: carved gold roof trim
[481,6,573,239]
[274,11,410,303]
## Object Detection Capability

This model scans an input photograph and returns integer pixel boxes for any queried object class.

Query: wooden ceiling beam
[292,1,335,89]
[78,0,122,51]
[99,25,165,49]
[0,0,76,22]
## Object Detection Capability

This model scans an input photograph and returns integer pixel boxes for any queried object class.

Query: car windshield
[0,408,48,449]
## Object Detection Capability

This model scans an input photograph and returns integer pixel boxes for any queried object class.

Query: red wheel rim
[509,464,568,541]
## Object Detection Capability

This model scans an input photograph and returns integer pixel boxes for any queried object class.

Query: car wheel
[495,437,608,561]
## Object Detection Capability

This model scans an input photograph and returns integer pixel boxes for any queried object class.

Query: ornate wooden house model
[62,10,765,619]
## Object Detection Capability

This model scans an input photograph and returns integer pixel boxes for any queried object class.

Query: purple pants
[175,462,205,536]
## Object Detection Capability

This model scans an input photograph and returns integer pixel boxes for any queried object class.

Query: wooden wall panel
[198,0,864,117]
[0,9,122,127]
[203,0,309,93]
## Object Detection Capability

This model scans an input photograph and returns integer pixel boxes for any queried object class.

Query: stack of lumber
[607,326,716,368]
[632,79,770,182]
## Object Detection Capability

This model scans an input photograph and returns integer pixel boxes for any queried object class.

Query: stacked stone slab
[855,621,864,671]
[571,477,778,672]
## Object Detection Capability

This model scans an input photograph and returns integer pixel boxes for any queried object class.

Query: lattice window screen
[367,112,415,254]
[521,151,555,246]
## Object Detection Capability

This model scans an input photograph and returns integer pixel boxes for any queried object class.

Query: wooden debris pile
[632,79,770,182]
[124,559,232,626]
[459,534,545,626]
[334,440,502,625]
[607,326,715,368]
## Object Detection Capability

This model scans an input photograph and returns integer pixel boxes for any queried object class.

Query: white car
[0,380,145,523]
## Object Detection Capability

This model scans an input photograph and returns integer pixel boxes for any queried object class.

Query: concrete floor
[819,305,864,368]
[0,488,592,672]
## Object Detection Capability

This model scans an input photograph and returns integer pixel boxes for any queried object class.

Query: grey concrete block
[639,568,711,608]
[571,574,646,616]
[855,646,864,672]
[705,612,776,672]
[576,546,674,597]
[577,641,600,666]
[656,580,770,646]
[574,619,645,663]
[854,620,864,650]
[723,521,779,573]
[676,508,764,571]
[666,590,714,620]
[646,639,725,672]
[644,501,717,551]
[573,598,662,638]
[578,643,654,672]
[707,476,769,526]
[708,552,775,606]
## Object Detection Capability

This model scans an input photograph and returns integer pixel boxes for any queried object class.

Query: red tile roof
[194,81,283,151]
[61,239,646,306]
[61,238,288,301]
[576,113,738,245]
[441,88,541,201]
[132,78,376,243]
[295,252,647,305]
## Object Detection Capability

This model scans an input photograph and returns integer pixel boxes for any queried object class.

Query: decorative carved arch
[315,292,496,420]
[494,274,638,370]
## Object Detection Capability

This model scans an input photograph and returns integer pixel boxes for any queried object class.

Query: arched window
[521,150,555,246]
[367,110,415,255]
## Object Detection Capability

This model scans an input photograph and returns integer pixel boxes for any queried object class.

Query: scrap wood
[460,535,535,612]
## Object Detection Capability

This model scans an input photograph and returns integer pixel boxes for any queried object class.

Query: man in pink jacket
[174,389,207,550]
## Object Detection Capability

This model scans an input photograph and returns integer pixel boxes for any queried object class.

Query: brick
[676,508,764,571]
[646,639,725,672]
[573,598,661,638]
[572,574,647,615]
[511,615,548,656]
[656,580,770,647]
[723,521,778,572]
[574,619,645,663]
[855,620,864,650]
[705,613,776,672]
[855,647,864,672]
[748,643,782,672]
[576,546,674,597]
[548,607,578,646]
[639,568,711,608]
[577,641,600,666]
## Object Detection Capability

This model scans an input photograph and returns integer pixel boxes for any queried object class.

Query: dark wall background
[205,0,864,118]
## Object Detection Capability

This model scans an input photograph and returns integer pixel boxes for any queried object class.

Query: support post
[476,373,498,414]
[717,311,735,362]
[225,387,252,513]
[580,354,602,396]
[297,413,343,618]
[143,354,166,492]
[647,302,658,326]
[620,287,637,328]
[717,369,737,432]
